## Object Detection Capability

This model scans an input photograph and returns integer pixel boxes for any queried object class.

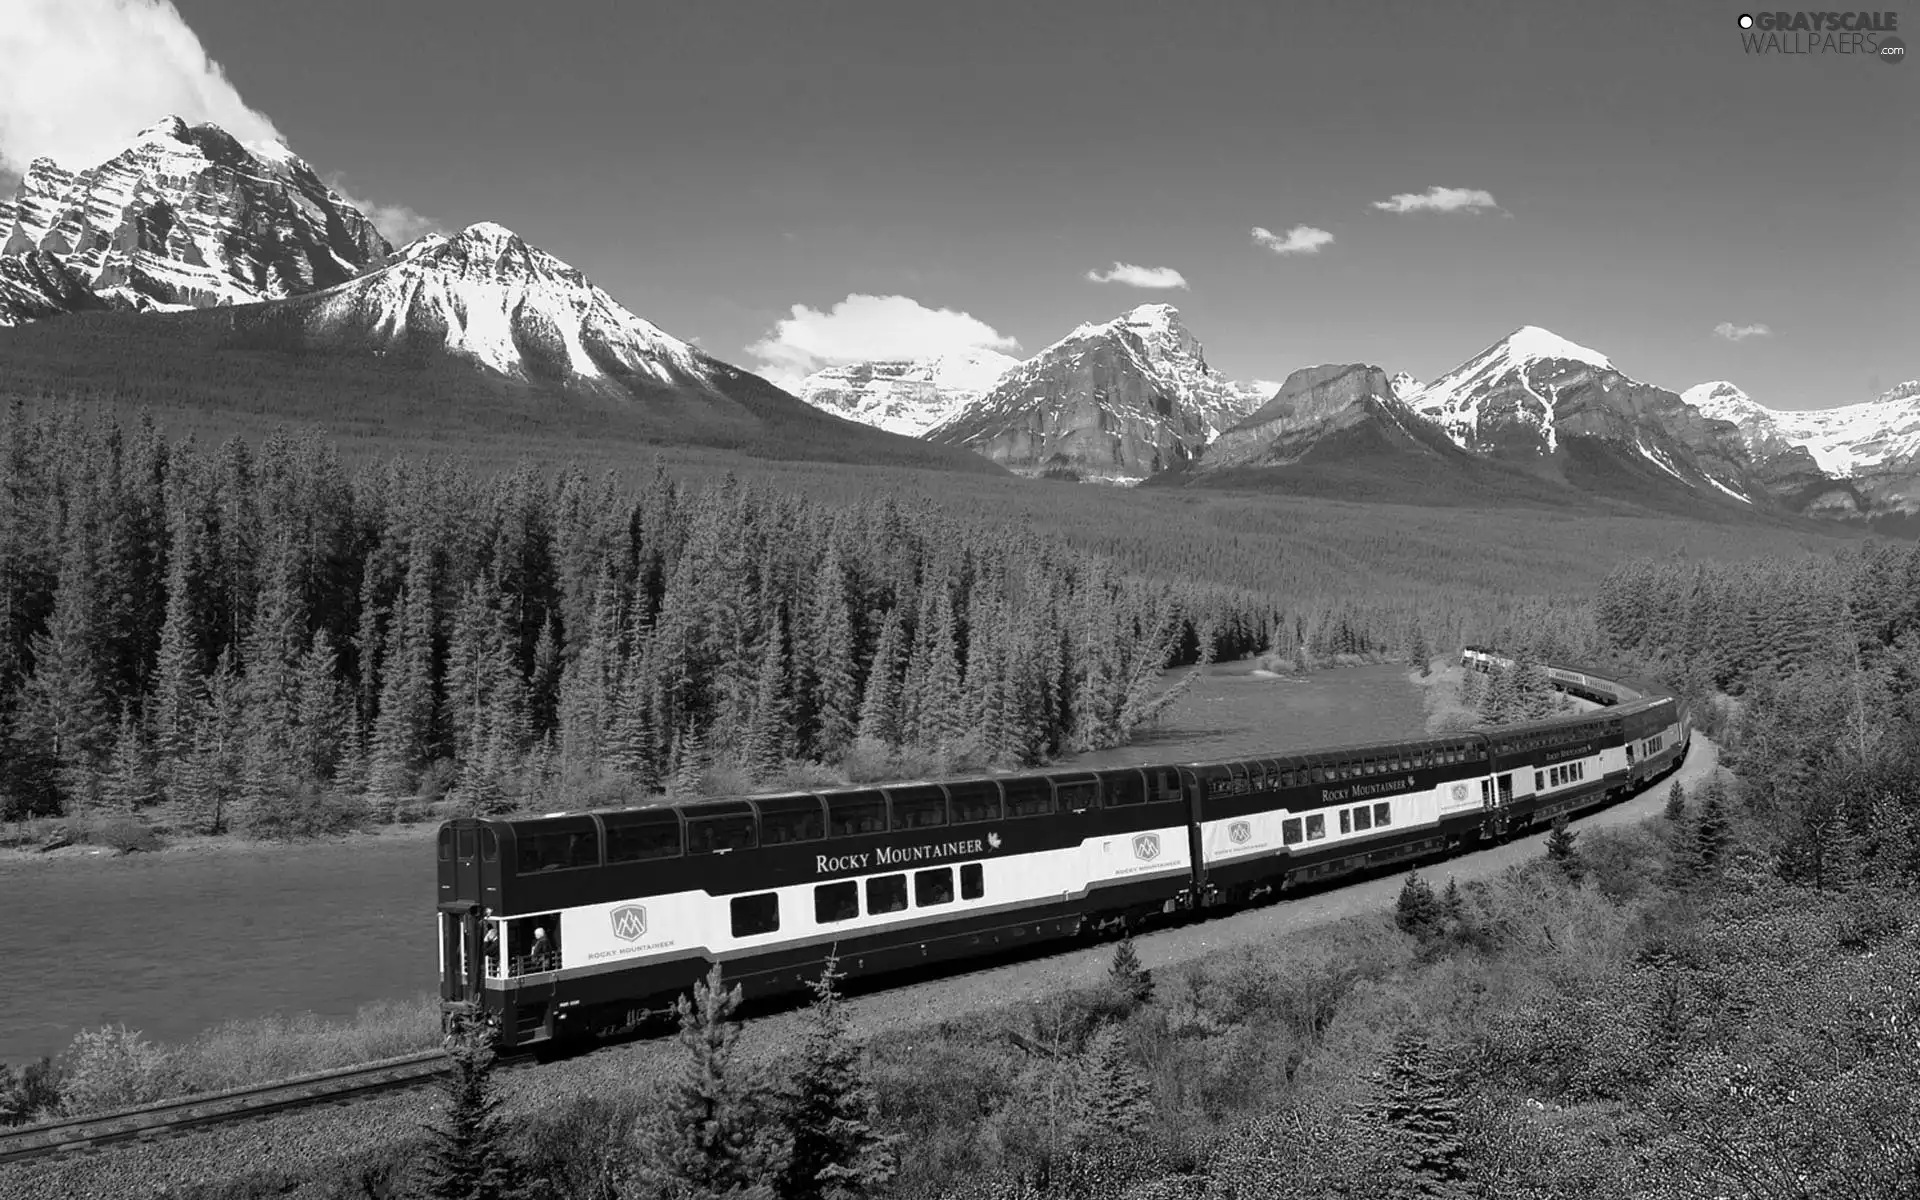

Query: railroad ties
[0,1050,451,1167]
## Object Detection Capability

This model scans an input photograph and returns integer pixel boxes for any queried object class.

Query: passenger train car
[437,649,1690,1049]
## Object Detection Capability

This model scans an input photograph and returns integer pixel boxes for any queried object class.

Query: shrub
[92,817,163,855]
[58,1024,174,1115]
[238,784,369,840]
[0,1056,61,1125]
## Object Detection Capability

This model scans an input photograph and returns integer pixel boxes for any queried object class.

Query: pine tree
[1394,870,1442,940]
[853,609,903,748]
[1067,1025,1154,1151]
[1370,1032,1471,1198]
[1108,937,1153,1006]
[1545,817,1585,885]
[1439,877,1464,925]
[421,1016,527,1200]
[1664,780,1687,823]
[805,556,858,760]
[100,709,159,813]
[1691,775,1732,877]
[742,606,789,783]
[292,629,346,785]
[625,965,778,1200]
[771,956,899,1200]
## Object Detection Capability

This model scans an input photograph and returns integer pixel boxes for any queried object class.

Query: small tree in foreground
[1664,780,1687,822]
[1107,936,1153,1006]
[625,965,779,1200]
[1394,870,1441,940]
[773,955,900,1200]
[1545,816,1585,885]
[421,1015,527,1200]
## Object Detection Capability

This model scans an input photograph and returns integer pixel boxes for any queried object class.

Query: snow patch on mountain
[1417,326,1618,453]
[797,348,1020,436]
[1038,303,1268,439]
[297,222,713,390]
[1388,371,1425,402]
[1686,378,1920,476]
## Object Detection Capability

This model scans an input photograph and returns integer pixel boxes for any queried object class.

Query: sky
[1,0,1914,407]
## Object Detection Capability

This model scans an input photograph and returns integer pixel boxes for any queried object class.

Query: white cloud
[1248,379,1282,396]
[1714,322,1772,342]
[1086,262,1189,289]
[324,173,445,248]
[1252,225,1335,256]
[0,0,285,173]
[1371,186,1503,215]
[747,294,1020,391]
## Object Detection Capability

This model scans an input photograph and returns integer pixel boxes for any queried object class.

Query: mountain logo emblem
[1452,784,1467,802]
[1132,833,1161,861]
[610,905,648,942]
[1228,821,1251,845]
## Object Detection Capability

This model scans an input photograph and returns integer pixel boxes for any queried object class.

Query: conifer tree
[625,965,778,1200]
[101,709,159,813]
[853,610,903,748]
[1691,775,1733,877]
[292,628,346,784]
[1068,1025,1154,1151]
[22,525,112,809]
[1108,936,1153,1006]
[1439,877,1464,925]
[804,555,858,761]
[1664,780,1687,823]
[1370,1032,1471,1198]
[1395,870,1442,940]
[1545,817,1584,885]
[421,1015,527,1200]
[771,956,899,1200]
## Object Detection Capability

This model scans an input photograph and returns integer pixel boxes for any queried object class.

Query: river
[0,661,1425,1063]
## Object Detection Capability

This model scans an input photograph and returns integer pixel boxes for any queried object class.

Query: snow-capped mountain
[1202,364,1460,472]
[1388,371,1425,402]
[268,222,722,394]
[1685,380,1920,476]
[1412,325,1765,505]
[796,349,1021,436]
[1684,379,1920,518]
[0,116,389,312]
[925,304,1267,482]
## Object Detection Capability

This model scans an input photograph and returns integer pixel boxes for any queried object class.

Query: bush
[92,816,163,855]
[58,1024,175,1115]
[1580,825,1670,904]
[0,1056,61,1125]
[238,784,369,840]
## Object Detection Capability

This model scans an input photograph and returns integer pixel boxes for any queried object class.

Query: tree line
[0,404,1306,828]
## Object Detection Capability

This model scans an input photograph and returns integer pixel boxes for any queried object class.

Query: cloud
[1252,225,1335,256]
[747,294,1020,390]
[1713,322,1772,342]
[1086,262,1189,289]
[1370,186,1503,215]
[1248,379,1282,397]
[323,173,445,247]
[0,0,286,173]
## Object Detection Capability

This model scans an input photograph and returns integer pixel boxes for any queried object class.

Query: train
[436,647,1690,1049]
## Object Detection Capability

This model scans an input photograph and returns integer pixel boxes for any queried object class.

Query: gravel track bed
[0,737,1719,1200]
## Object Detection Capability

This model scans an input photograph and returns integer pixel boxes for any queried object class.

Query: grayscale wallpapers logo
[1132,833,1162,861]
[1736,11,1904,61]
[610,904,648,942]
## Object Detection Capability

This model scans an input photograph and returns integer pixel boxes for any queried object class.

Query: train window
[1305,814,1326,841]
[866,874,908,915]
[687,815,758,855]
[1282,818,1303,845]
[1004,778,1056,819]
[887,786,949,831]
[948,780,1003,824]
[437,828,452,861]
[828,792,888,837]
[1310,767,1327,784]
[1373,802,1391,827]
[915,868,955,907]
[516,827,599,873]
[730,893,780,938]
[481,829,498,862]
[1536,771,1546,791]
[1056,777,1099,811]
[757,796,826,846]
[1151,769,1183,802]
[814,882,859,924]
[960,863,984,900]
[1339,809,1352,835]
[1353,806,1373,832]
[604,812,682,862]
[1099,771,1146,807]
[458,829,477,859]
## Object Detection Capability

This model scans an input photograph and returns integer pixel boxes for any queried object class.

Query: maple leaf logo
[987,832,1002,850]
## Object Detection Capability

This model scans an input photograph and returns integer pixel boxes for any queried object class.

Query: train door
[439,822,486,1007]
[1497,774,1514,807]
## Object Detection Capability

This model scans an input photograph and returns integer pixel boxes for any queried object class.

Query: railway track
[0,1049,451,1167]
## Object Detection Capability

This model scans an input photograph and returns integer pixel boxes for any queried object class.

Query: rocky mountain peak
[796,347,1022,437]
[0,115,389,311]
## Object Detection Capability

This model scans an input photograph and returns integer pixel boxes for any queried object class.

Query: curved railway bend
[0,664,1721,1196]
